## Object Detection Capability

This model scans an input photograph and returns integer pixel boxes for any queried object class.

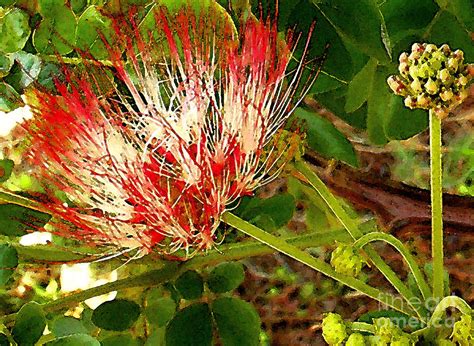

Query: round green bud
[440,44,451,56]
[330,243,365,277]
[416,93,431,108]
[404,96,416,109]
[322,313,347,346]
[425,43,437,53]
[387,76,404,95]
[346,333,366,346]
[457,75,468,86]
[410,78,422,93]
[398,62,409,77]
[440,89,454,102]
[447,58,459,72]
[424,78,438,95]
[391,335,415,346]
[453,49,464,60]
[437,69,451,84]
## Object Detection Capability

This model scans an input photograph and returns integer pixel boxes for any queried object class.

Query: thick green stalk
[429,296,471,327]
[429,110,444,300]
[222,212,417,317]
[294,161,427,319]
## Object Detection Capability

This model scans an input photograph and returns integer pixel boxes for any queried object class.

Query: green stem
[294,161,427,320]
[429,110,444,300]
[0,188,50,214]
[349,322,376,334]
[429,296,471,327]
[222,212,417,318]
[39,55,114,67]
[1,226,351,325]
[354,232,432,301]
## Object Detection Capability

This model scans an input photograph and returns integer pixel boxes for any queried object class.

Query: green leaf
[51,316,89,337]
[295,107,358,166]
[38,0,65,16]
[311,0,388,62]
[427,11,474,61]
[0,7,30,53]
[101,334,140,346]
[380,0,439,44]
[0,1,16,7]
[345,58,377,113]
[0,334,8,346]
[12,302,46,345]
[0,244,18,285]
[207,262,245,294]
[0,204,51,237]
[37,62,61,90]
[4,51,42,91]
[235,193,296,230]
[0,82,22,111]
[91,299,141,331]
[33,6,77,55]
[45,334,100,346]
[145,297,176,327]
[174,270,204,300]
[165,303,212,346]
[435,0,473,31]
[0,158,14,182]
[0,53,13,77]
[76,6,114,59]
[366,66,390,144]
[71,0,88,14]
[212,297,261,346]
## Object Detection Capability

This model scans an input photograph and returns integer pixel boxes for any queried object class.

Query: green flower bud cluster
[322,313,348,345]
[387,43,472,118]
[330,243,366,277]
[450,315,473,346]
[367,318,417,346]
[346,333,366,346]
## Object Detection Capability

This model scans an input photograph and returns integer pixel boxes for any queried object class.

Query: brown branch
[303,153,474,239]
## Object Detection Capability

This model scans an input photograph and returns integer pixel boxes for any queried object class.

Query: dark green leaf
[0,1,16,7]
[345,58,377,113]
[165,303,212,346]
[0,203,51,237]
[174,270,204,300]
[295,107,358,166]
[145,297,176,327]
[91,299,141,331]
[0,81,22,112]
[0,244,18,285]
[76,6,115,59]
[380,0,439,44]
[0,158,14,182]
[12,302,46,345]
[101,334,140,346]
[207,262,245,294]
[427,11,474,61]
[38,0,65,16]
[0,7,30,53]
[435,0,473,31]
[235,193,296,230]
[71,0,88,14]
[366,66,390,144]
[45,334,100,346]
[51,316,89,337]
[33,6,77,55]
[37,62,61,90]
[0,334,8,346]
[4,51,42,91]
[312,0,388,61]
[212,297,261,346]
[0,53,13,78]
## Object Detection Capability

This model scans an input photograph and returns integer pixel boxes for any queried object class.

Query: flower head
[24,6,315,257]
[387,43,472,118]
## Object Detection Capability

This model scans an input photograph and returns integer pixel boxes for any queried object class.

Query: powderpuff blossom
[23,7,315,257]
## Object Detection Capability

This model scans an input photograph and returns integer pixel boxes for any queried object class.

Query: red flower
[24,7,315,257]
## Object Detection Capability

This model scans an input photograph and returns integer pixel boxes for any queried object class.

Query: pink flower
[24,7,315,257]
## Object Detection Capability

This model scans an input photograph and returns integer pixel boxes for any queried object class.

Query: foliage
[0,0,472,345]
